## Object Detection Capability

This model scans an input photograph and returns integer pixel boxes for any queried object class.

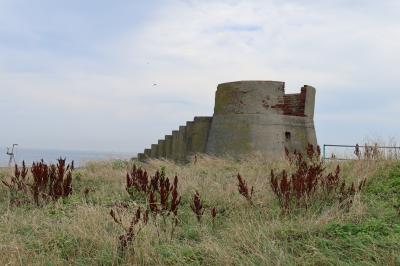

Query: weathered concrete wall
[164,135,173,159]
[191,117,213,153]
[177,126,188,163]
[185,122,195,154]
[183,117,213,156]
[137,153,145,161]
[150,144,158,158]
[171,130,179,161]
[157,140,165,158]
[144,149,151,158]
[138,80,317,162]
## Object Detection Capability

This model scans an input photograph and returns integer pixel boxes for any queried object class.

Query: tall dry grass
[0,154,399,265]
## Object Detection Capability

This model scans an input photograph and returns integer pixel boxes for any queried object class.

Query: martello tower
[138,80,317,162]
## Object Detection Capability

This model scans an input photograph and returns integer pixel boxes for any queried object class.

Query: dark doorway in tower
[285,131,291,141]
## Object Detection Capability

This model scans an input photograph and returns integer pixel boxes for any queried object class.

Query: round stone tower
[205,80,317,158]
[137,80,318,162]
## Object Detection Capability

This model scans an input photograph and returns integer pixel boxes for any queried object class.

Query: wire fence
[323,144,400,161]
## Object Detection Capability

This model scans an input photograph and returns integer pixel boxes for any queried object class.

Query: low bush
[190,191,204,223]
[2,158,74,206]
[270,144,366,213]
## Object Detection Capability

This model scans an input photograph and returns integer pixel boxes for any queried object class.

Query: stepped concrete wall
[164,135,173,159]
[177,126,187,162]
[157,140,165,158]
[171,130,179,161]
[189,117,213,154]
[139,80,317,162]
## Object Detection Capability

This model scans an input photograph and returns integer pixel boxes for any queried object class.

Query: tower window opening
[285,131,291,141]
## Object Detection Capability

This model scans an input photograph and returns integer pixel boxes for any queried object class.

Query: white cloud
[1,0,400,151]
[103,0,400,93]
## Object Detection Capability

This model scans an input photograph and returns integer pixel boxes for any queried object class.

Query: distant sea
[0,147,134,167]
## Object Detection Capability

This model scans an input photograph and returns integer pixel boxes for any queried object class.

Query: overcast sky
[1,0,399,154]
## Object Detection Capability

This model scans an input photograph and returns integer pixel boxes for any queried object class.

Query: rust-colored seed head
[134,208,141,225]
[149,190,158,214]
[271,144,351,213]
[190,191,204,222]
[306,143,315,159]
[110,209,122,225]
[3,158,74,207]
[237,174,254,205]
[143,210,149,224]
[211,207,217,219]
[170,175,181,216]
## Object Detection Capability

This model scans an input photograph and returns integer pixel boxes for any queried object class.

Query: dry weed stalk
[2,158,74,206]
[169,176,181,217]
[211,207,217,219]
[126,165,181,218]
[372,143,380,160]
[354,144,361,159]
[237,174,254,205]
[190,191,204,223]
[109,207,148,256]
[126,164,150,195]
[271,144,367,213]
[338,178,367,210]
[211,207,217,227]
[2,161,29,206]
[2,162,28,191]
[355,143,382,160]
[83,187,92,204]
[364,144,372,160]
[125,165,182,239]
[31,158,74,205]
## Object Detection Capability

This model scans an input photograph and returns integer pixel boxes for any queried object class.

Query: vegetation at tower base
[138,80,317,163]
[1,153,400,265]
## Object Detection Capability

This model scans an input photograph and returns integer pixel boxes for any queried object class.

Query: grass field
[1,155,399,265]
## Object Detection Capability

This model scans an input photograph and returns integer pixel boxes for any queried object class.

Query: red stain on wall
[271,87,307,117]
